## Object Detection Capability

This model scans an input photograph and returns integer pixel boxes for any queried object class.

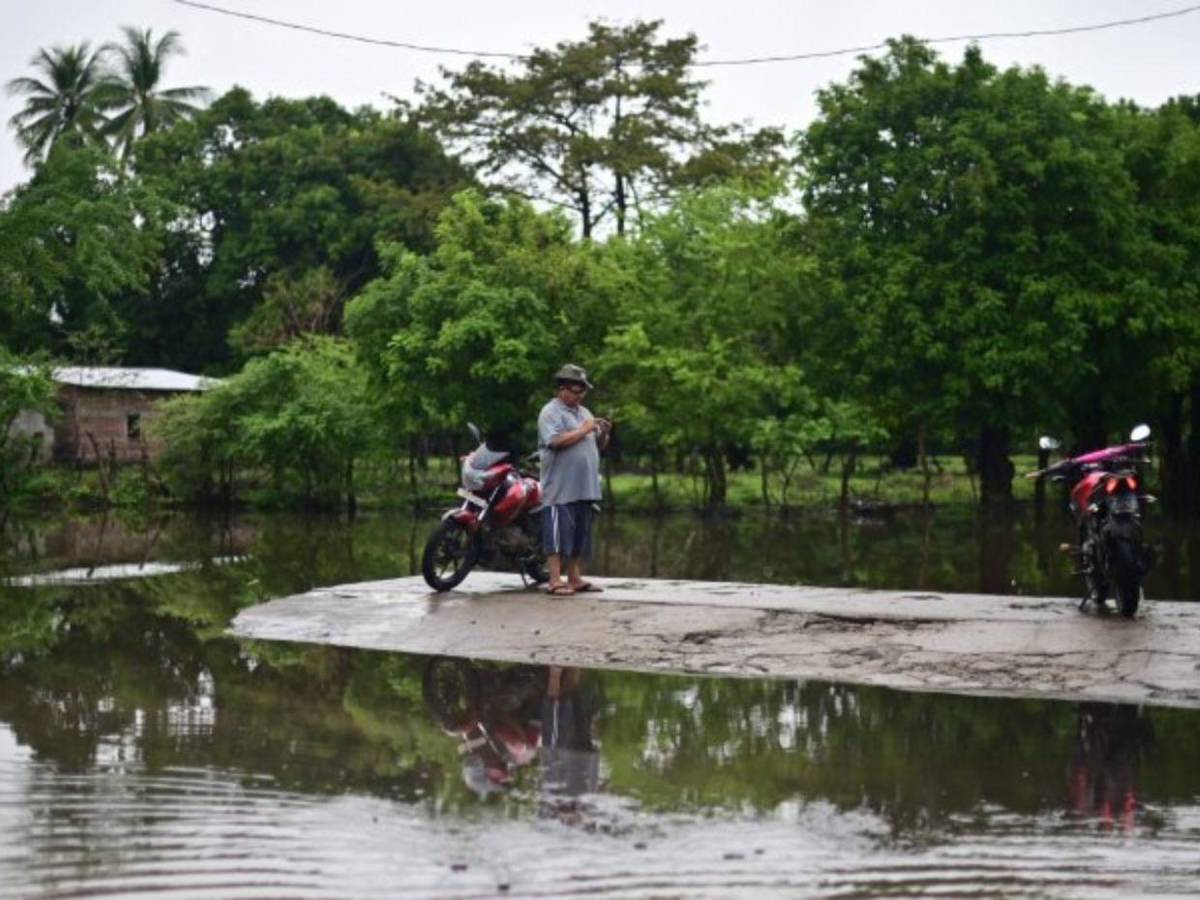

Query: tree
[154,337,375,509]
[799,39,1141,505]
[99,27,209,159]
[0,144,165,354]
[6,43,110,164]
[1115,98,1200,516]
[345,190,625,450]
[0,350,57,506]
[417,20,780,237]
[131,89,472,371]
[597,184,813,507]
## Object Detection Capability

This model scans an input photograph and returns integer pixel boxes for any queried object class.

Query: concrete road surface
[231,573,1200,709]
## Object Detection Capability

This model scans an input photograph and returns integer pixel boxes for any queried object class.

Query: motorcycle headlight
[461,461,487,492]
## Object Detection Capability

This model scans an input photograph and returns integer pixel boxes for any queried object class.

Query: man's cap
[554,363,593,389]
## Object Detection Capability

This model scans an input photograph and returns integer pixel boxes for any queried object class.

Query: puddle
[3,509,1200,895]
[2,638,1200,897]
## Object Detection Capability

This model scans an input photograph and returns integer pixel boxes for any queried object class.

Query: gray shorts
[542,501,594,559]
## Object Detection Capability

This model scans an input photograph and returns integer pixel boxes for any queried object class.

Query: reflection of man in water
[540,666,600,820]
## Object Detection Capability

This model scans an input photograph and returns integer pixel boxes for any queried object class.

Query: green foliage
[5,43,111,164]
[130,89,472,372]
[98,27,210,160]
[417,20,783,237]
[800,39,1144,502]
[598,184,817,505]
[0,350,58,505]
[8,26,1200,513]
[347,190,625,442]
[228,266,345,356]
[155,337,375,508]
[6,29,207,166]
[0,145,166,353]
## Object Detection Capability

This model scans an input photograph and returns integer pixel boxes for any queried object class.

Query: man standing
[538,364,610,595]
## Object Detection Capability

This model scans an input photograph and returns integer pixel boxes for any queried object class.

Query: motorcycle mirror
[1129,423,1151,442]
[467,422,482,443]
[1038,436,1061,451]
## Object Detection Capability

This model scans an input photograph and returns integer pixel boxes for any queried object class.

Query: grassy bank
[6,453,1042,515]
[604,455,1040,512]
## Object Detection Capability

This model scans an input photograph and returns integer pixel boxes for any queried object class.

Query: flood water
[1,506,1199,897]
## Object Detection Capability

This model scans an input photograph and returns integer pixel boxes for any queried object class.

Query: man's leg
[543,504,574,593]
[567,555,584,588]
[567,502,600,591]
[547,553,563,589]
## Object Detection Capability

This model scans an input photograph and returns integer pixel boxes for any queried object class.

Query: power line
[171,0,526,59]
[699,3,1200,66]
[171,0,1200,67]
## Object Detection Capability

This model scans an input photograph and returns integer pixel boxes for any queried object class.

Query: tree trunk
[615,172,627,237]
[579,173,593,240]
[1189,379,1200,517]
[1034,445,1050,521]
[408,444,419,499]
[918,423,931,509]
[976,425,1014,508]
[1070,388,1107,454]
[839,449,858,516]
[346,458,357,517]
[613,89,627,236]
[704,447,727,508]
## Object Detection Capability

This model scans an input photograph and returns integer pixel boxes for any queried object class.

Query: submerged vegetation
[4,24,1200,514]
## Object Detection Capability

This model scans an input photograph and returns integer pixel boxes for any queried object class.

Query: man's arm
[549,417,597,450]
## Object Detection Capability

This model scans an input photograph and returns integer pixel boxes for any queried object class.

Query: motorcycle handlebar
[1025,447,1151,480]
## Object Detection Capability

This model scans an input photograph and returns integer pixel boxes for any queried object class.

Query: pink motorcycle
[1027,425,1156,616]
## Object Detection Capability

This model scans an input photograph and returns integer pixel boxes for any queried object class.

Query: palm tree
[100,27,210,158]
[6,43,110,164]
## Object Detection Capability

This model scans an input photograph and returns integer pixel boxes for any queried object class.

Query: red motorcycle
[422,657,546,797]
[421,424,548,591]
[1027,425,1156,617]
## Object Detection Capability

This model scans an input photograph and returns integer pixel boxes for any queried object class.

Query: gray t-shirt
[538,397,601,506]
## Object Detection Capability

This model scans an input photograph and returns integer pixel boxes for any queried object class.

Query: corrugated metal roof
[49,367,218,392]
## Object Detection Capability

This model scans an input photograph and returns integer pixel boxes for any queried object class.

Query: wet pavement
[233,572,1200,709]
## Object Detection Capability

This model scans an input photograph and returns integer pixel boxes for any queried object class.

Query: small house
[18,367,216,465]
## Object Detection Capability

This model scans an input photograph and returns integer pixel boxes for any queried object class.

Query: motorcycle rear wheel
[422,519,477,591]
[1109,537,1142,618]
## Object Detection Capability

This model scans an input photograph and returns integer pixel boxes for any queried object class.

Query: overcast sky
[4,0,1200,195]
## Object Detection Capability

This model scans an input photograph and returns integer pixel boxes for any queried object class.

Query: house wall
[55,387,177,464]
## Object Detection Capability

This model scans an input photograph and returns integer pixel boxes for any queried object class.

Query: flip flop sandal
[572,582,604,593]
[546,584,575,596]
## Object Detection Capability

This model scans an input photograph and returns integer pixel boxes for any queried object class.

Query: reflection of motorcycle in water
[422,656,546,797]
[1067,704,1155,833]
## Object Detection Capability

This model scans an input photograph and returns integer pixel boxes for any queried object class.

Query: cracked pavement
[231,572,1200,709]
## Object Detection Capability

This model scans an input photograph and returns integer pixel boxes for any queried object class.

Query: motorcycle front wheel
[422,657,481,731]
[422,519,477,591]
[1109,537,1143,618]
